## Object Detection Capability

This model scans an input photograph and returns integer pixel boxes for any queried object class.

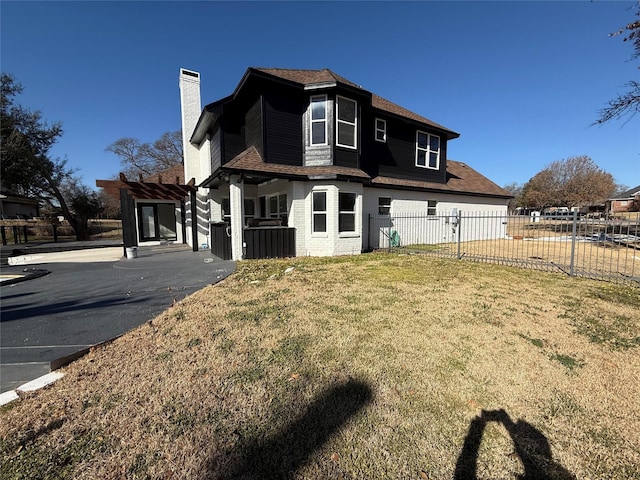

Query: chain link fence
[368,211,640,286]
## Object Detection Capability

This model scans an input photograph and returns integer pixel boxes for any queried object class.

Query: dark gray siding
[263,90,303,166]
[373,116,447,183]
[210,127,222,172]
[245,97,264,157]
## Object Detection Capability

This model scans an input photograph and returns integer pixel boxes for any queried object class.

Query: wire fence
[368,211,640,287]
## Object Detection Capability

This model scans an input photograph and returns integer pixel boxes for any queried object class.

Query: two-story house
[179,67,510,260]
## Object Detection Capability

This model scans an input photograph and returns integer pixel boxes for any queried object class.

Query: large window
[312,191,327,233]
[339,192,356,233]
[375,118,387,143]
[310,95,327,145]
[336,96,357,149]
[416,131,440,169]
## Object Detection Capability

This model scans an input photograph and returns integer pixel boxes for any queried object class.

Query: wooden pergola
[96,173,198,250]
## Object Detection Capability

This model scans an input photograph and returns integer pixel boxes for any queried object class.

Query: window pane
[338,123,355,147]
[417,132,428,149]
[417,150,426,166]
[376,130,385,142]
[313,191,326,211]
[269,196,278,216]
[222,198,230,217]
[430,135,440,151]
[313,213,326,232]
[311,99,326,120]
[339,192,356,212]
[429,152,438,168]
[378,197,391,215]
[376,119,385,130]
[337,98,356,122]
[339,213,355,232]
[311,122,326,144]
[278,194,287,213]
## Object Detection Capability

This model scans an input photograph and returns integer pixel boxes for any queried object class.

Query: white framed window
[336,96,357,149]
[375,118,386,143]
[221,198,231,224]
[339,192,357,233]
[427,200,437,216]
[312,191,327,233]
[310,95,327,146]
[416,131,440,169]
[378,197,391,216]
[268,193,288,225]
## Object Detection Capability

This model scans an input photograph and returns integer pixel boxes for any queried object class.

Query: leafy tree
[105,131,183,179]
[1,73,99,240]
[595,2,640,125]
[521,156,616,210]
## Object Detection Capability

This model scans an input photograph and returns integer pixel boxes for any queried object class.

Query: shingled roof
[216,146,370,182]
[372,160,512,198]
[206,147,511,198]
[252,68,458,137]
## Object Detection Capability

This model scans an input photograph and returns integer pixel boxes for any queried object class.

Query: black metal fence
[369,212,640,286]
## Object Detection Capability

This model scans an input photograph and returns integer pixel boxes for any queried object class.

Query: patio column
[229,174,244,261]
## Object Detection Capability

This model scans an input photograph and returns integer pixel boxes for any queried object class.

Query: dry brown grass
[1,253,639,479]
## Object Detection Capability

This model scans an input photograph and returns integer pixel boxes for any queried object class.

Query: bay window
[312,191,327,233]
[310,95,327,145]
[339,192,356,233]
[336,96,357,149]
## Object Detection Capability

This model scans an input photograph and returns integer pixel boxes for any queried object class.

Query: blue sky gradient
[2,1,638,189]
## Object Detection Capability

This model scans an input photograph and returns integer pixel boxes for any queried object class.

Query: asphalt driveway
[0,245,235,393]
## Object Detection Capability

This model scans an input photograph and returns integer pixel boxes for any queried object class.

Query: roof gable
[250,68,458,138]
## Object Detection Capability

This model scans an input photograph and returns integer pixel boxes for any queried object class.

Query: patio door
[137,203,177,241]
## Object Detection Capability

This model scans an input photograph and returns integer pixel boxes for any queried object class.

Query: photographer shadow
[454,409,575,480]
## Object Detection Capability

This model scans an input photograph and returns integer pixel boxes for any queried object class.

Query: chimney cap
[180,68,200,79]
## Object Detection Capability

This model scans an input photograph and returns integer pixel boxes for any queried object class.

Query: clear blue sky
[2,1,639,190]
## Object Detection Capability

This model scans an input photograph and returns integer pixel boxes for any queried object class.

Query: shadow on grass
[454,409,575,480]
[211,379,373,479]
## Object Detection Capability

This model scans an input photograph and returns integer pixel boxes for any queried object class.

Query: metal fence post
[569,211,578,277]
[457,211,463,259]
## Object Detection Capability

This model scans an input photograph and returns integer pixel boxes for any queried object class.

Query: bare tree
[106,131,183,179]
[594,2,640,125]
[521,156,616,210]
[503,182,523,213]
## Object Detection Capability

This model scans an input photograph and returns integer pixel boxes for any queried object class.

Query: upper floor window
[375,118,387,143]
[336,96,357,149]
[416,131,440,169]
[310,95,327,145]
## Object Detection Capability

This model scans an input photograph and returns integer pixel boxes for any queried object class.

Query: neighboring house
[606,185,640,214]
[0,191,40,219]
[179,67,511,260]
